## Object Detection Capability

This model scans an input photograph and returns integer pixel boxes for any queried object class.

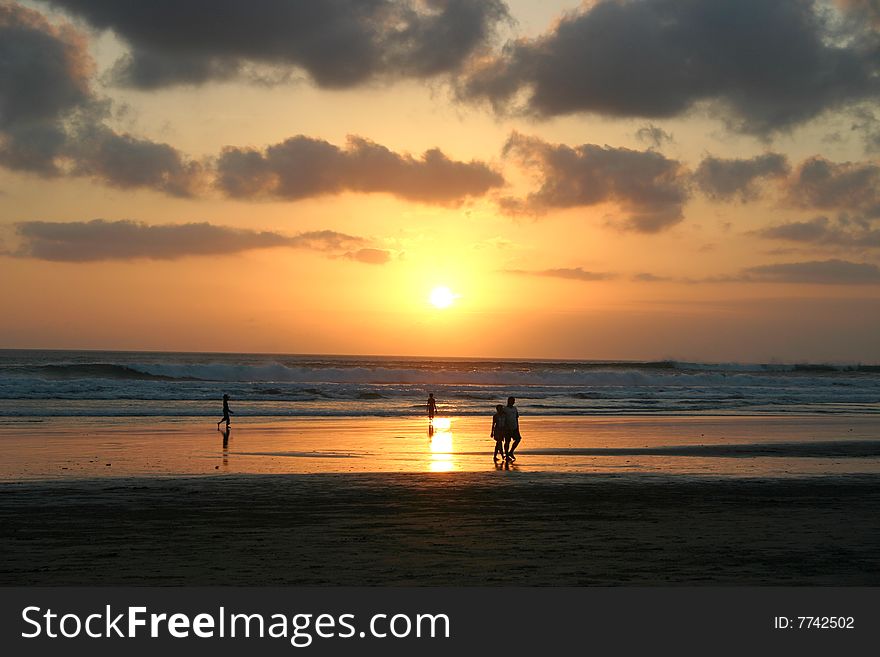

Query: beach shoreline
[2,415,878,585]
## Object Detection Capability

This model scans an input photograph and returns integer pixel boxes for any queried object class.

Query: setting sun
[429,286,457,309]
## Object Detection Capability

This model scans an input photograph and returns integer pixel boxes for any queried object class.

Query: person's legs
[493,439,503,460]
[508,430,522,459]
[503,436,511,459]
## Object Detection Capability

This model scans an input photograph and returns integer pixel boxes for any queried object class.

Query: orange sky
[1,0,879,361]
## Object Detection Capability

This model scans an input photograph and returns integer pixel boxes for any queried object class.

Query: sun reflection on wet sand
[429,419,455,472]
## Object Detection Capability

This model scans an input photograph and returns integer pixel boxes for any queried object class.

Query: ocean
[1,349,879,418]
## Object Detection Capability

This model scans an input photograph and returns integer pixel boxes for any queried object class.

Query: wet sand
[1,472,879,585]
[1,415,878,585]
[2,415,880,479]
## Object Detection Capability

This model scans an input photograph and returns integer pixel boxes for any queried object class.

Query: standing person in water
[217,394,233,430]
[503,396,522,461]
[427,393,437,420]
[490,404,506,462]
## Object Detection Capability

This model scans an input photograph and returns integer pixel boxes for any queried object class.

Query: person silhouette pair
[491,397,521,461]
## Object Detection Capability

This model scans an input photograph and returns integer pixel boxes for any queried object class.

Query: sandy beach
[2,471,879,585]
[1,415,879,585]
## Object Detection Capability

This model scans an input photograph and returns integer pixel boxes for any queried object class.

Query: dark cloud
[742,259,880,284]
[786,157,880,217]
[458,0,880,135]
[756,215,880,249]
[501,132,689,232]
[11,219,370,261]
[0,2,91,173]
[0,3,91,129]
[693,153,789,202]
[67,123,204,196]
[635,124,674,149]
[504,267,614,281]
[44,0,510,89]
[0,3,206,195]
[216,135,503,204]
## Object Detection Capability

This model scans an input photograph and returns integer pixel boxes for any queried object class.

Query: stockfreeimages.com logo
[22,605,450,647]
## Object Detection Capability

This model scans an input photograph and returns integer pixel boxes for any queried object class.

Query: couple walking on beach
[491,397,521,462]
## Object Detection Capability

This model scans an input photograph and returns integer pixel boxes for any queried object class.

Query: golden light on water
[432,417,451,431]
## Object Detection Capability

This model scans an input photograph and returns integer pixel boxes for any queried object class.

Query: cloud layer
[742,259,880,284]
[10,219,390,262]
[501,133,689,232]
[44,0,509,89]
[504,267,614,281]
[459,0,880,135]
[693,153,789,202]
[0,3,203,194]
[217,135,504,204]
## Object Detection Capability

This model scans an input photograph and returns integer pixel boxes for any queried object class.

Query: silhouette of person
[427,393,437,420]
[490,404,506,462]
[503,396,522,461]
[217,393,233,429]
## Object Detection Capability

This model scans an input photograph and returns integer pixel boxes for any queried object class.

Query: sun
[429,286,457,309]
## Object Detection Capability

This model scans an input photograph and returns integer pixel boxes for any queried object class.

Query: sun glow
[429,286,457,309]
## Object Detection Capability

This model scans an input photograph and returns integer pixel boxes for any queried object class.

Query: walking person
[490,404,506,462]
[503,396,522,461]
[217,393,233,430]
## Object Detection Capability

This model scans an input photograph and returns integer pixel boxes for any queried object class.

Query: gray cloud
[742,259,880,284]
[44,0,510,89]
[11,219,372,261]
[0,3,205,195]
[786,157,880,218]
[693,153,790,202]
[635,124,674,150]
[216,135,503,204]
[501,132,689,232]
[756,215,880,249]
[504,267,615,281]
[0,4,91,130]
[458,0,880,135]
[67,122,205,197]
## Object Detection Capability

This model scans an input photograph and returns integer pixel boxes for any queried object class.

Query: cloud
[216,134,503,204]
[458,0,880,135]
[504,267,614,281]
[343,248,393,265]
[10,219,371,261]
[67,122,205,196]
[635,124,674,150]
[0,4,92,129]
[742,259,880,284]
[0,3,205,195]
[786,157,880,217]
[501,132,689,232]
[632,272,669,282]
[755,215,880,249]
[44,0,510,89]
[693,153,789,202]
[849,107,880,153]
